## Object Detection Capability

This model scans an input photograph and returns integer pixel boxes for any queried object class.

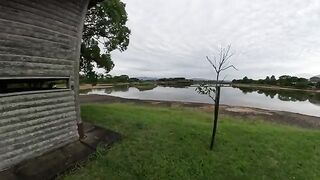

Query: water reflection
[158,84,192,88]
[236,86,320,106]
[82,85,320,106]
[81,84,320,116]
[112,85,130,92]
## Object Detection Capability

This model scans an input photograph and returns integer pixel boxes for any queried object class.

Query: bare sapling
[196,45,237,150]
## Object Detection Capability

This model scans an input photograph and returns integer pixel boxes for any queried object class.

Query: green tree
[265,76,270,84]
[86,71,98,85]
[279,75,292,86]
[81,0,131,82]
[129,78,140,82]
[265,76,270,80]
[270,75,277,85]
[113,75,129,82]
[297,77,308,82]
[294,82,309,89]
[243,76,249,83]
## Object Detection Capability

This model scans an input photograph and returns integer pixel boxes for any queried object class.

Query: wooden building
[0,0,100,171]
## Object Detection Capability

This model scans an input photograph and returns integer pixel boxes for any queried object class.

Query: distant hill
[310,75,320,82]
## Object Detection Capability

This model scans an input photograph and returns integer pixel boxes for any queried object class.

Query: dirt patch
[80,94,320,129]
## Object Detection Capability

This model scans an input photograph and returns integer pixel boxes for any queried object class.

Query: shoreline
[80,83,123,90]
[232,83,320,93]
[80,94,320,129]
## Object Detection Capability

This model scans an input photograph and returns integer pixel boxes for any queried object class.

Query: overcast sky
[107,0,320,80]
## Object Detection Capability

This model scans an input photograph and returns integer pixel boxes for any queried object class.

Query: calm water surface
[82,85,320,117]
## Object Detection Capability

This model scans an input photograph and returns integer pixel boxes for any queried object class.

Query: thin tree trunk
[210,86,221,150]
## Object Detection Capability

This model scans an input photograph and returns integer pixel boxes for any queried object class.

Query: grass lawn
[63,103,320,180]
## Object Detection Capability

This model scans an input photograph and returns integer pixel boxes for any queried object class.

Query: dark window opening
[0,78,69,94]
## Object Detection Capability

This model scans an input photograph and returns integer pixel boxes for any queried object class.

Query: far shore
[232,83,320,93]
[80,83,128,90]
[80,94,320,129]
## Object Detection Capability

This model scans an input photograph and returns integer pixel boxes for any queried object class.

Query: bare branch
[220,65,238,71]
[219,46,223,64]
[222,75,228,82]
[225,52,234,61]
[213,56,217,66]
[202,44,237,88]
[208,93,216,102]
[206,56,218,73]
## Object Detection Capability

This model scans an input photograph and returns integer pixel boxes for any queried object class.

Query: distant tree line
[157,77,188,81]
[232,75,320,89]
[80,75,197,87]
[80,74,140,85]
[157,78,193,87]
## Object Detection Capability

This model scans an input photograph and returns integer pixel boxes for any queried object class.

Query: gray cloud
[107,0,320,80]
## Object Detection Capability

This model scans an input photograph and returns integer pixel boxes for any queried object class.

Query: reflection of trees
[278,94,291,101]
[257,90,264,95]
[235,86,255,94]
[104,88,113,94]
[103,85,129,94]
[277,91,308,102]
[308,93,320,107]
[263,90,277,98]
[135,85,157,91]
[112,85,129,92]
[236,86,320,106]
[158,84,191,88]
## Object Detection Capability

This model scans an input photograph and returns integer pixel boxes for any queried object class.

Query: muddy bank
[80,94,320,129]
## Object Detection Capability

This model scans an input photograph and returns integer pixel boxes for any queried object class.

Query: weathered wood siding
[0,0,90,171]
[0,0,82,78]
[0,90,78,170]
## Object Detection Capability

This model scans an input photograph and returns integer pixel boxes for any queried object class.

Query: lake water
[81,85,320,117]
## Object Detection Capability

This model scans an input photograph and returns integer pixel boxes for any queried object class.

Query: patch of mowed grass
[64,103,320,180]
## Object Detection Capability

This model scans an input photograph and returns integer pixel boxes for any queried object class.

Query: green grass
[64,103,320,180]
